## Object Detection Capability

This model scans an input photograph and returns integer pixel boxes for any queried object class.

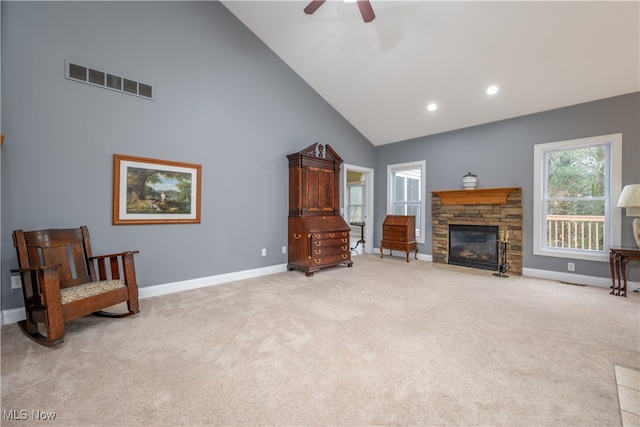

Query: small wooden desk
[380,215,418,263]
[609,247,640,297]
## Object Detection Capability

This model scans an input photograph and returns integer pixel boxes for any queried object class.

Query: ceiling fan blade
[304,0,326,15]
[357,0,375,22]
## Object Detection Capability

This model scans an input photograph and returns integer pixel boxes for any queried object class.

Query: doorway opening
[342,164,374,255]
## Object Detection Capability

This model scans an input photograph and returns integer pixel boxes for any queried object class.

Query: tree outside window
[545,146,607,250]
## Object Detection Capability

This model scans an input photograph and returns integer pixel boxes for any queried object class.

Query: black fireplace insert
[448,224,499,271]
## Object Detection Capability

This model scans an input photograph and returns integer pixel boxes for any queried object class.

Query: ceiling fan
[304,0,376,23]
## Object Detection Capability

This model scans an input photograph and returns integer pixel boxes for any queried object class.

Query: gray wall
[374,92,640,279]
[2,1,638,312]
[1,1,375,310]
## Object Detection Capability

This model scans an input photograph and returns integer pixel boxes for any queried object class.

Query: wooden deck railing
[547,215,605,251]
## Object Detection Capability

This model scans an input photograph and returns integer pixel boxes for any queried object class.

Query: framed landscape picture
[113,154,202,225]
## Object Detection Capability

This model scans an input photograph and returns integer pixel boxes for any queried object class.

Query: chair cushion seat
[60,280,126,305]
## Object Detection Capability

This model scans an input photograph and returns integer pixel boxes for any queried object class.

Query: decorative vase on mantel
[462,172,478,190]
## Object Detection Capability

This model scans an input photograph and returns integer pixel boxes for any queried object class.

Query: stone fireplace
[431,187,523,275]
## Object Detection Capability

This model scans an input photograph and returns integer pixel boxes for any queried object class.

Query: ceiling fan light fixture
[304,0,375,22]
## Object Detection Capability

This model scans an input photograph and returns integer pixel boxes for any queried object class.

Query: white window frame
[387,160,426,244]
[347,182,365,224]
[533,133,622,262]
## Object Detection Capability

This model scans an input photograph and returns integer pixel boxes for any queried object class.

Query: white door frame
[342,164,374,254]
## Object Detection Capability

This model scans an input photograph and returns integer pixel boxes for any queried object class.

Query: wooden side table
[609,247,640,297]
[350,221,365,251]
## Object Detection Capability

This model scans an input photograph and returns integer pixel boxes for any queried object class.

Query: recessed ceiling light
[427,103,438,112]
[486,85,499,95]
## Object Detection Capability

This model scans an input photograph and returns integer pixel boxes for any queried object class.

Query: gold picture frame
[113,154,201,225]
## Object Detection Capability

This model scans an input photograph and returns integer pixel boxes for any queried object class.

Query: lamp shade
[617,184,640,208]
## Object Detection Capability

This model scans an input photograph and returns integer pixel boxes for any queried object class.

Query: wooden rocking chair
[12,226,140,346]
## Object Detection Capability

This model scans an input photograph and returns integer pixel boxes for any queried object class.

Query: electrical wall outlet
[11,275,22,289]
[261,248,267,257]
[282,246,287,254]
[568,262,575,272]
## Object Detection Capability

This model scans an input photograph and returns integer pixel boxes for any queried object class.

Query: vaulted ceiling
[222,1,639,146]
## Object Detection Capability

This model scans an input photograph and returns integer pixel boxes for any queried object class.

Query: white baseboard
[2,308,25,326]
[627,281,640,293]
[417,253,433,262]
[1,263,288,326]
[138,263,288,299]
[522,267,612,288]
[379,251,433,262]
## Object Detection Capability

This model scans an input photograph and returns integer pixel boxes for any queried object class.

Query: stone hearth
[431,187,523,275]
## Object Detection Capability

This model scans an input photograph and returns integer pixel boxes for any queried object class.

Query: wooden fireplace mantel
[431,187,519,205]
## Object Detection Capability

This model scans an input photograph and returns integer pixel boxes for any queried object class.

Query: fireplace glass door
[448,225,499,271]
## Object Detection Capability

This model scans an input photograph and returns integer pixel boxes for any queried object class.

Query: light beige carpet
[2,254,639,426]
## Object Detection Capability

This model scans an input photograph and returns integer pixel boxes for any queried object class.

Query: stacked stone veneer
[431,188,523,275]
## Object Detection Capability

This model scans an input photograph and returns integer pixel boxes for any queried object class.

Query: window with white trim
[347,183,364,223]
[533,134,622,262]
[387,161,426,244]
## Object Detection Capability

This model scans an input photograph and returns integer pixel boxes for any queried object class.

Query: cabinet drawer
[311,231,349,240]
[311,237,349,248]
[310,252,351,266]
[383,226,406,238]
[310,244,349,257]
[381,240,414,251]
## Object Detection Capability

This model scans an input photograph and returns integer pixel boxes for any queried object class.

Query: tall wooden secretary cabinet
[287,143,353,276]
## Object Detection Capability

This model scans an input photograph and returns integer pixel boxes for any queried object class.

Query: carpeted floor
[2,254,639,426]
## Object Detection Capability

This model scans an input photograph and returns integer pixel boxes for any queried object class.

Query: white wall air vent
[65,61,154,100]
